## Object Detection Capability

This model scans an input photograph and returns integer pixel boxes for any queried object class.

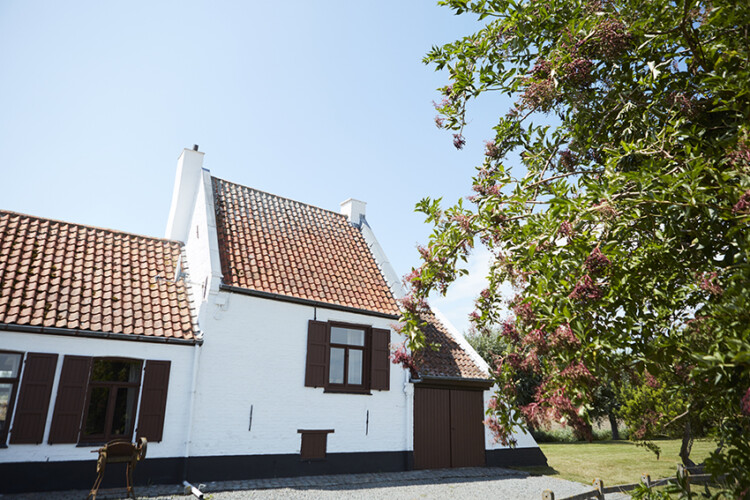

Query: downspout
[183,331,203,481]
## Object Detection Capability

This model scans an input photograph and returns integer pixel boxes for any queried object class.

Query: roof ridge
[0,209,183,246]
[211,176,348,219]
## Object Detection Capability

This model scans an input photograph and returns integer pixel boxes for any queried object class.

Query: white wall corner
[166,147,205,242]
[200,169,225,290]
[359,219,405,300]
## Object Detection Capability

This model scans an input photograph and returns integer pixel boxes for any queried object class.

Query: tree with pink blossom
[404,0,750,495]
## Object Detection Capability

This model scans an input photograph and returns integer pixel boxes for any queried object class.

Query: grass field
[517,439,716,486]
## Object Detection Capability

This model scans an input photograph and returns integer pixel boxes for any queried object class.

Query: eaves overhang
[0,322,202,346]
[219,283,401,320]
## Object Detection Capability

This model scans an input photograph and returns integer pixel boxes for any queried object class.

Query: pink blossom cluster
[522,329,548,352]
[397,294,429,314]
[500,319,520,343]
[569,275,604,302]
[560,361,596,385]
[434,115,445,128]
[484,416,518,446]
[520,349,542,373]
[531,58,552,78]
[512,300,535,324]
[699,271,723,296]
[588,19,631,59]
[390,342,418,377]
[413,245,458,296]
[520,78,557,111]
[432,97,451,110]
[592,200,617,218]
[673,363,693,381]
[453,133,466,150]
[644,371,661,389]
[501,352,523,371]
[558,150,577,171]
[633,409,660,439]
[562,58,594,86]
[742,387,750,416]
[585,247,611,275]
[558,220,574,238]
[468,310,481,325]
[550,323,580,348]
[732,189,750,214]
[402,267,423,292]
[487,395,502,412]
[523,385,592,440]
[450,213,473,232]
[485,140,501,159]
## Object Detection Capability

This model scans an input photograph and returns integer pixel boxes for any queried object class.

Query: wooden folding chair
[88,437,147,499]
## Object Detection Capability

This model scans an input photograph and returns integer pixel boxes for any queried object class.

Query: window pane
[84,387,109,436]
[0,353,21,378]
[111,387,137,436]
[330,327,365,346]
[0,383,13,434]
[91,360,140,382]
[329,348,345,384]
[348,350,363,385]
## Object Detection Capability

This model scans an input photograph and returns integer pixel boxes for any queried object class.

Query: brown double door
[413,386,486,469]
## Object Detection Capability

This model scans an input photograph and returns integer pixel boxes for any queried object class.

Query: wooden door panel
[413,387,451,469]
[449,389,486,467]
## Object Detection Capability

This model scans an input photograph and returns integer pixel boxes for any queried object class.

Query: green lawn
[516,439,716,487]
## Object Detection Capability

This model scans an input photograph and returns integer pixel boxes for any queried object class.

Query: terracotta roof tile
[0,210,196,341]
[212,177,400,316]
[415,309,488,380]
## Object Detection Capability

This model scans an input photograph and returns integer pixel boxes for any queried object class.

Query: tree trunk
[679,418,695,467]
[608,412,620,440]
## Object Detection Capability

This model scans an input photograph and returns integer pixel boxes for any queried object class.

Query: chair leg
[88,462,106,500]
[126,461,135,499]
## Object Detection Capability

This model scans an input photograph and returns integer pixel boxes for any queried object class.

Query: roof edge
[219,284,400,319]
[0,322,202,346]
[0,210,184,246]
[414,375,493,389]
[210,176,348,218]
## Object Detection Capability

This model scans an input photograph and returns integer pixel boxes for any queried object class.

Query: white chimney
[340,198,366,226]
[165,146,205,242]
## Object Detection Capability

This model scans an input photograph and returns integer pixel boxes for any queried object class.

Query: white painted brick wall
[188,292,410,456]
[0,330,196,463]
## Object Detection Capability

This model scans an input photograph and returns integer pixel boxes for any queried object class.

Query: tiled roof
[415,309,488,380]
[212,177,400,316]
[0,211,196,341]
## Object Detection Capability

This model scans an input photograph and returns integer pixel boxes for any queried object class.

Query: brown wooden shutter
[48,356,92,444]
[304,320,329,387]
[10,353,58,444]
[370,328,390,391]
[137,360,171,442]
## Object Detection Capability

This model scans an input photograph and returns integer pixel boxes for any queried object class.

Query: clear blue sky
[0,1,514,333]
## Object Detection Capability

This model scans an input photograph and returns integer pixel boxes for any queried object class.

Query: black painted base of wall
[0,447,547,494]
[486,447,548,467]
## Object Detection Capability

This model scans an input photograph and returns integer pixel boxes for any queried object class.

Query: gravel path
[2,467,631,500]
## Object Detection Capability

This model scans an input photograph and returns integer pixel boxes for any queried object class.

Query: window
[48,356,171,445]
[80,359,142,443]
[0,351,23,446]
[328,325,366,389]
[305,320,391,393]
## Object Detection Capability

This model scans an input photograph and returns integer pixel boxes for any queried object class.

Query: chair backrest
[102,440,138,464]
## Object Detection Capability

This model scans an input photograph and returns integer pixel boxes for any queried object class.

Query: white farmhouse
[0,147,544,494]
